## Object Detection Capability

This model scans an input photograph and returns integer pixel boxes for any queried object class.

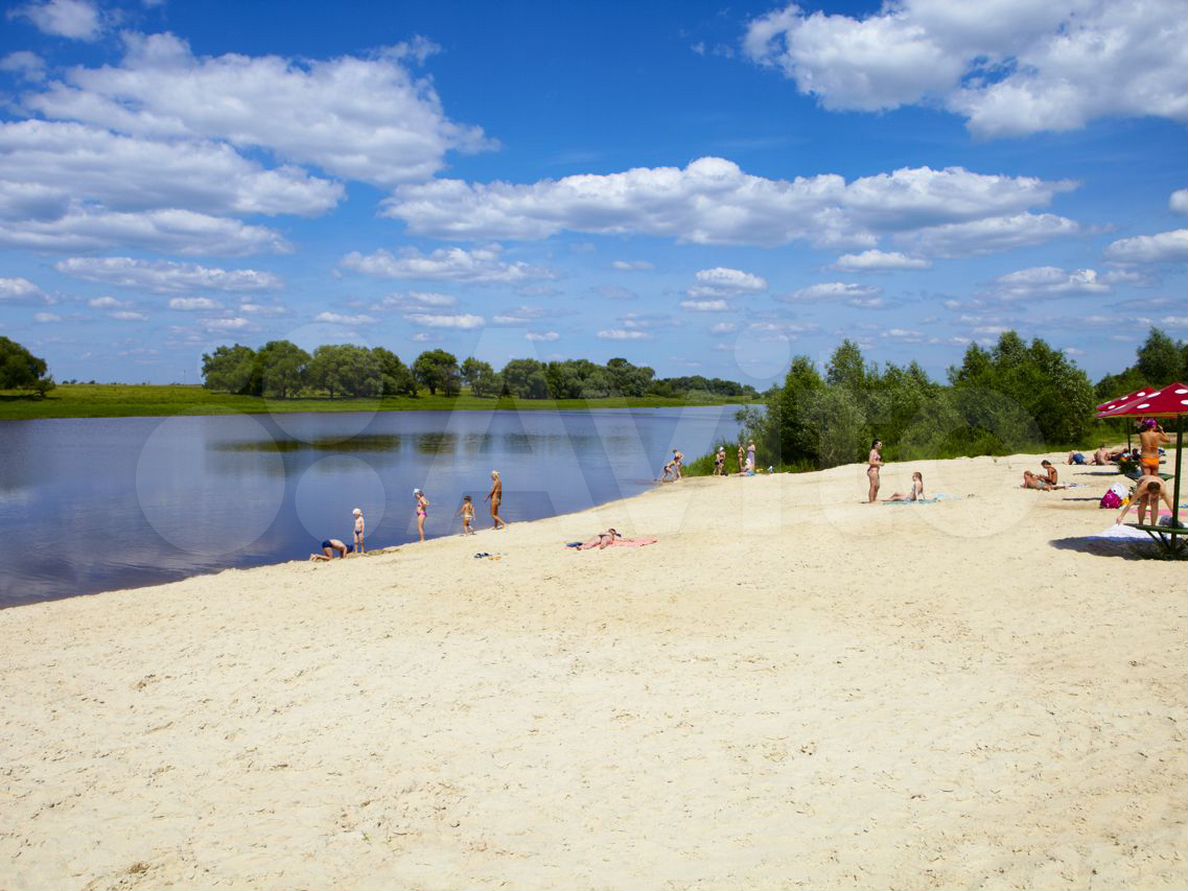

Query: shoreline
[2,452,1184,889]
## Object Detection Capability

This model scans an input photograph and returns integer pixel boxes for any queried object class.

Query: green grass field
[0,384,753,421]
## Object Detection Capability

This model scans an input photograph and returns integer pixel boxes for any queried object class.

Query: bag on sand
[1100,489,1123,509]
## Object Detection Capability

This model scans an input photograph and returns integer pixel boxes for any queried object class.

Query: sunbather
[885,472,924,502]
[1022,471,1053,490]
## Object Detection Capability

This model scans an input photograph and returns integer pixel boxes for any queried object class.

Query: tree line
[200,342,762,401]
[735,327,1186,472]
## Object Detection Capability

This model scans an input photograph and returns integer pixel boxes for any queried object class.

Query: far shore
[1,450,1184,890]
[0,383,754,422]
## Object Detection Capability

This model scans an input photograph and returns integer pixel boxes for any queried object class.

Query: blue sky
[1,0,1185,387]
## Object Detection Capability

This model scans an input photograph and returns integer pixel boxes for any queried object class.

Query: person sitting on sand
[1116,476,1176,526]
[457,495,476,535]
[884,472,924,503]
[311,538,353,561]
[1021,470,1053,491]
[352,507,365,554]
[1040,460,1058,486]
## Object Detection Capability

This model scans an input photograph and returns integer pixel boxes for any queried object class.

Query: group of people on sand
[866,439,926,503]
[311,470,509,559]
[707,440,758,477]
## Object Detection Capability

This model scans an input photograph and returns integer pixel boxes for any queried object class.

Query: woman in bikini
[1139,420,1169,476]
[867,439,884,503]
[414,488,429,542]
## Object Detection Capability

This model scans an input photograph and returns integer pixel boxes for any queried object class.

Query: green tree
[606,357,654,396]
[1136,327,1187,385]
[258,340,310,399]
[307,344,383,398]
[373,347,417,397]
[0,336,55,396]
[501,358,550,398]
[460,357,500,397]
[825,339,872,391]
[412,349,460,396]
[201,343,257,394]
[768,356,826,466]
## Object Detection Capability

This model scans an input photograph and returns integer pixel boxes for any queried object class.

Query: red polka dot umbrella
[1097,382,1188,532]
[1095,386,1162,414]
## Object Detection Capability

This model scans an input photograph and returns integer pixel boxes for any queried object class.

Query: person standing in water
[867,439,884,503]
[485,470,508,529]
[414,488,429,542]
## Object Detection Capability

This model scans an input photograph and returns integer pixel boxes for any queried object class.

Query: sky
[0,0,1185,388]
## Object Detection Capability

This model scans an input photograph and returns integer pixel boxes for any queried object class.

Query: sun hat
[352,508,362,515]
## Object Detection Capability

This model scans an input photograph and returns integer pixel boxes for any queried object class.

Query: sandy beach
[1,452,1185,890]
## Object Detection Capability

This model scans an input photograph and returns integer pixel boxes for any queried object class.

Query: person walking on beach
[1139,420,1170,476]
[457,495,476,535]
[737,444,746,473]
[352,507,365,554]
[414,488,429,542]
[485,470,508,529]
[867,439,884,503]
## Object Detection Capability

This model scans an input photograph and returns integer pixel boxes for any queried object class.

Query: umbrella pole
[1174,417,1183,529]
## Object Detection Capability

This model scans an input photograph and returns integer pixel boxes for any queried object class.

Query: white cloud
[57,257,283,293]
[680,299,730,312]
[612,260,654,271]
[168,297,223,311]
[410,332,432,342]
[710,322,737,335]
[10,0,101,41]
[25,31,491,187]
[202,316,252,332]
[597,329,652,341]
[988,266,1110,301]
[744,1,1187,138]
[0,208,288,255]
[0,51,46,81]
[0,121,343,218]
[315,311,377,325]
[525,331,560,342]
[404,312,485,329]
[110,310,148,321]
[834,249,931,271]
[374,290,458,310]
[88,296,129,308]
[381,157,1074,248]
[0,276,50,304]
[897,212,1080,258]
[238,301,287,316]
[688,266,767,298]
[1172,190,1188,214]
[492,307,550,325]
[780,282,882,305]
[341,245,554,284]
[1103,229,1188,264]
[33,311,61,323]
[881,328,926,342]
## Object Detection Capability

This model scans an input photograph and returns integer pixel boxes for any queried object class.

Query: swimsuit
[321,539,332,549]
[1142,456,1160,471]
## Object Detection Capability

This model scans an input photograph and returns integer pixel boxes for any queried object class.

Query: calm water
[0,407,743,607]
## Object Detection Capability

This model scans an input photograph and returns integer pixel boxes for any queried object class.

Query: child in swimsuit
[414,488,429,542]
[457,495,475,535]
[352,507,365,554]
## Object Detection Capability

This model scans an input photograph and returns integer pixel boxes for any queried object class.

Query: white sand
[1,453,1185,890]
